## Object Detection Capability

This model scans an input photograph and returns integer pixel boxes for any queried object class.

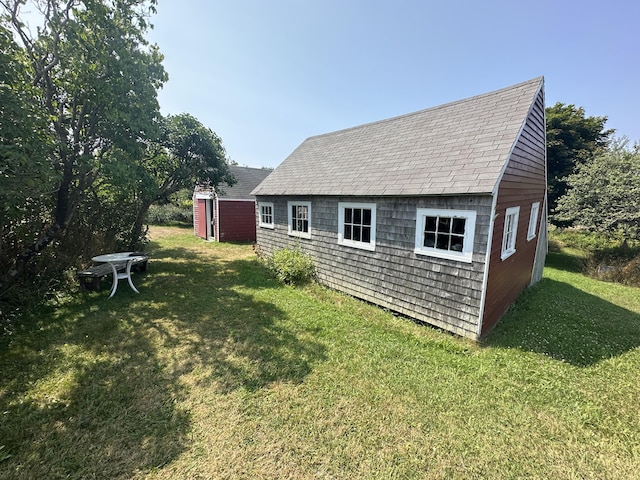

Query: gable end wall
[481,88,547,336]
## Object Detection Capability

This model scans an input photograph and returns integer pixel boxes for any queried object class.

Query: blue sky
[147,0,639,168]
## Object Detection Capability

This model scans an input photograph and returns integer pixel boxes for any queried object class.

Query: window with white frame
[338,202,376,251]
[527,201,540,241]
[501,206,520,259]
[288,201,311,238]
[414,208,476,263]
[258,202,274,229]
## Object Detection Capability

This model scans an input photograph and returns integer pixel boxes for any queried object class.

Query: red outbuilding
[193,165,271,243]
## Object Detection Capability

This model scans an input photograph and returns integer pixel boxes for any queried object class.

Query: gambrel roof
[252,77,544,197]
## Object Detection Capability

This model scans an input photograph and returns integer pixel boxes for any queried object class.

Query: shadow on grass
[0,304,191,479]
[486,278,640,367]
[0,241,326,479]
[136,250,327,392]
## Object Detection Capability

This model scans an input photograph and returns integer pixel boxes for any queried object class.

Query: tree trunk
[129,200,154,250]
[0,223,62,297]
[0,163,77,298]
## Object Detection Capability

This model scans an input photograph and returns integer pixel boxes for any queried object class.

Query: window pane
[436,233,450,250]
[354,208,362,224]
[425,216,437,232]
[505,231,513,250]
[345,208,352,224]
[450,235,464,251]
[302,220,308,232]
[424,232,436,248]
[363,209,371,226]
[438,217,451,232]
[353,225,361,242]
[344,224,352,240]
[362,226,371,243]
[452,218,466,235]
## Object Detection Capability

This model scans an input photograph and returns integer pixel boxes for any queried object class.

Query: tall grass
[550,228,640,286]
[1,227,638,479]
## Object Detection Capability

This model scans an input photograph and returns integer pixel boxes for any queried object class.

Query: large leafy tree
[546,102,613,218]
[0,23,54,259]
[124,113,235,247]
[0,0,167,295]
[555,139,640,241]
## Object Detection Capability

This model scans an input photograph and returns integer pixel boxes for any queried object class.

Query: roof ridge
[229,164,269,172]
[306,76,544,141]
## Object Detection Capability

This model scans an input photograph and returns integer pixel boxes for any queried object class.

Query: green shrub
[269,245,315,285]
[146,204,193,226]
[550,228,614,252]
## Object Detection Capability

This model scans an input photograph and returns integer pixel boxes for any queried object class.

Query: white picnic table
[91,252,147,298]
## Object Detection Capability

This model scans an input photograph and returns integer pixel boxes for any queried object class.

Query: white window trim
[414,208,476,263]
[527,201,540,241]
[287,201,312,239]
[501,206,520,260]
[258,202,275,229]
[338,202,376,251]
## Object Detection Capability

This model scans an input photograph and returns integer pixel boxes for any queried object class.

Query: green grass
[1,227,639,479]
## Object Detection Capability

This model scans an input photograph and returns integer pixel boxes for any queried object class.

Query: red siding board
[498,181,545,192]
[218,200,257,242]
[507,158,545,173]
[481,89,546,336]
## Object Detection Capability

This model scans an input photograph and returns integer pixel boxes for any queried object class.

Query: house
[193,165,271,242]
[251,77,547,340]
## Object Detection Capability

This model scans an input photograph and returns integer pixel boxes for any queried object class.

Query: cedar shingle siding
[257,195,492,337]
[253,78,547,339]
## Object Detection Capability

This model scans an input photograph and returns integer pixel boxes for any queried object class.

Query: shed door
[197,199,207,239]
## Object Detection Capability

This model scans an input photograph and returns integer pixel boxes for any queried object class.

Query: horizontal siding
[256,195,493,339]
[482,88,547,335]
[218,200,257,242]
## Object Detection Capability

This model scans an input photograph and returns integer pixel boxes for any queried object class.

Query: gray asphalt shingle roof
[217,165,272,199]
[252,77,543,197]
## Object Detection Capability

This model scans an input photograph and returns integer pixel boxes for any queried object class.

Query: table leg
[126,260,140,294]
[108,263,119,298]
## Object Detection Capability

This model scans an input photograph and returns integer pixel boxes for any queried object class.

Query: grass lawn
[1,226,639,479]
